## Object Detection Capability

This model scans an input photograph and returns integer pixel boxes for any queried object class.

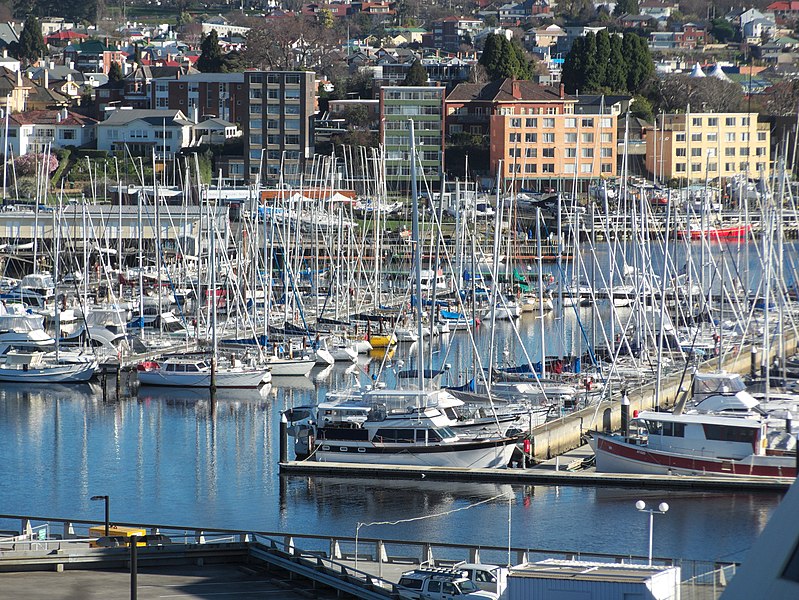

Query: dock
[278,456,794,492]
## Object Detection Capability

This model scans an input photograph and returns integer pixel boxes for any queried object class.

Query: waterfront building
[379,85,445,188]
[446,79,617,188]
[644,112,770,182]
[8,109,97,155]
[243,70,316,185]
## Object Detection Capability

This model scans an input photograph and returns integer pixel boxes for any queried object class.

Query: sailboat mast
[409,118,424,390]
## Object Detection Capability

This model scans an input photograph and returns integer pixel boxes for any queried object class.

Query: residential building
[151,72,246,123]
[639,0,680,20]
[490,105,617,188]
[379,86,445,188]
[7,109,97,155]
[525,24,567,49]
[644,112,770,182]
[96,108,194,158]
[243,70,316,185]
[422,16,483,52]
[64,40,126,75]
[649,24,707,50]
[192,118,241,145]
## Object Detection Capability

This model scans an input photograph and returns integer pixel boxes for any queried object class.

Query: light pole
[635,500,669,565]
[91,495,110,536]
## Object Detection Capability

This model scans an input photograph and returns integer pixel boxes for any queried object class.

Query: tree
[582,33,601,91]
[108,61,123,82]
[16,15,46,66]
[197,30,223,73]
[478,34,532,81]
[652,75,744,113]
[605,34,627,92]
[710,18,736,43]
[613,0,639,16]
[630,95,654,121]
[403,59,428,86]
[244,16,337,71]
[623,32,654,94]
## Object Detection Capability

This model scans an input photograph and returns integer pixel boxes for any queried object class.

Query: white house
[7,109,97,155]
[96,108,194,158]
[191,117,240,146]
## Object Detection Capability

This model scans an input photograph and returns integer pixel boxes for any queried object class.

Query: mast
[536,208,546,380]
[409,118,424,391]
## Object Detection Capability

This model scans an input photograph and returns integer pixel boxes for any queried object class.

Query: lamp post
[635,500,669,566]
[91,495,110,536]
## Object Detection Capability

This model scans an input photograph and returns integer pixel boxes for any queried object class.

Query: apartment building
[644,112,770,182]
[379,86,445,188]
[446,79,617,187]
[151,73,247,124]
[243,71,316,185]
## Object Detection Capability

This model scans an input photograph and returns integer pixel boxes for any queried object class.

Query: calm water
[0,317,784,564]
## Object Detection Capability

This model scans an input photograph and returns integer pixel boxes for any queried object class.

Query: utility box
[506,559,681,600]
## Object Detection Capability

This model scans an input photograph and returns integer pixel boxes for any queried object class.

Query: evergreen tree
[197,30,223,73]
[561,36,585,94]
[478,34,532,81]
[605,34,627,92]
[479,34,503,79]
[594,30,611,90]
[613,0,639,16]
[624,32,654,93]
[108,61,123,82]
[403,59,428,86]
[17,15,46,66]
[582,33,601,92]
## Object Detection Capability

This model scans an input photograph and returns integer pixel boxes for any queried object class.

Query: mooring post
[279,413,288,464]
[621,390,630,438]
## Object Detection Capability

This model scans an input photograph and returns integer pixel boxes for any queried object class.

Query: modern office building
[379,85,445,189]
[644,112,770,182]
[243,71,316,185]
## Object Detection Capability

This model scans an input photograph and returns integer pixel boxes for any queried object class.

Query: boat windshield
[437,427,457,440]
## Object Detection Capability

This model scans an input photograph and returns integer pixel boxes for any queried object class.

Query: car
[395,567,498,600]
[453,563,508,597]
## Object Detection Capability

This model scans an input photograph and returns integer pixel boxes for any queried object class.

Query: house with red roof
[767,1,799,22]
[45,30,88,47]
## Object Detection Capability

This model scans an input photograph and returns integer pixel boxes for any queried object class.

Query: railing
[0,513,736,588]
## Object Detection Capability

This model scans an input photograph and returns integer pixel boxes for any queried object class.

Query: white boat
[589,410,796,478]
[267,355,316,377]
[137,357,271,388]
[288,389,519,468]
[484,300,521,320]
[0,351,97,383]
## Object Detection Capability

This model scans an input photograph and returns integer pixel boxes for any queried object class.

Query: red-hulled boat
[677,224,752,240]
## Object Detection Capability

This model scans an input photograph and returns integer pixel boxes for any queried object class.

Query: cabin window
[645,420,663,435]
[374,428,415,443]
[186,364,200,372]
[661,422,685,437]
[703,424,757,444]
[165,364,176,372]
[416,430,426,442]
[427,581,441,593]
[398,578,423,590]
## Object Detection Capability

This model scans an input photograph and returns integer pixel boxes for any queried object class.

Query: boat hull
[590,433,796,478]
[0,361,97,383]
[138,369,270,388]
[313,437,518,469]
[268,357,315,377]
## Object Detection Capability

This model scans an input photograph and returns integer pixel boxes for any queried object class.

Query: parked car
[454,563,508,598]
[395,567,498,600]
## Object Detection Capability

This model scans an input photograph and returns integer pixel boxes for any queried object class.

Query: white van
[454,563,509,598]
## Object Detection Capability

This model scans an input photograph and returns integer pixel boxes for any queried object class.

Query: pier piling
[279,413,288,464]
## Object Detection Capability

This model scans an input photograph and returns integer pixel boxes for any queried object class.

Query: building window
[509,148,521,157]
[510,118,521,128]
[565,147,576,158]
[525,133,537,143]
[676,163,686,172]
[742,117,750,126]
[542,133,555,143]
[600,132,612,143]
[542,147,555,158]
[724,162,735,171]
[581,133,594,144]
[600,147,612,157]
[565,118,576,128]
[691,163,701,172]
[542,163,554,173]
[600,118,612,128]
[707,132,717,142]
[756,147,766,156]
[581,118,594,127]
[726,117,736,126]
[564,163,575,174]
[725,133,735,142]
[547,107,557,114]
[509,133,521,143]
[524,163,537,173]
[691,133,701,142]
[708,118,718,126]
[580,163,592,173]
[525,148,537,158]
[582,148,593,158]
[725,147,735,156]
[757,162,765,171]
[707,162,717,171]
[565,133,577,143]
[60,129,76,140]
[757,131,767,141]
[543,118,555,128]
[601,163,612,173]
[525,118,537,127]
[741,132,749,142]
[692,117,702,126]
[249,134,262,145]
[739,147,749,156]
[740,162,748,170]
[449,124,463,134]
[676,133,685,142]
[691,148,701,157]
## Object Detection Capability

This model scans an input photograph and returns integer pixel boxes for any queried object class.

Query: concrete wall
[529,331,798,460]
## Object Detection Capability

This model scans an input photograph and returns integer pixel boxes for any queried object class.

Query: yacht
[137,356,271,388]
[0,351,97,383]
[287,388,519,468]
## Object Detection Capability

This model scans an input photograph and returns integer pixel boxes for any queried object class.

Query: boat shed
[506,559,680,600]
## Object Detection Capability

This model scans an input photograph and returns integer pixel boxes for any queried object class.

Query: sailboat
[286,120,519,468]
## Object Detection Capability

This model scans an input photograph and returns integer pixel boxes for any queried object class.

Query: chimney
[43,69,48,89]
[559,83,565,99]
[16,69,21,87]
[512,79,521,99]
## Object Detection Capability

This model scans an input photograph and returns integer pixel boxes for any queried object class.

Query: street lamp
[635,500,669,566]
[91,495,110,537]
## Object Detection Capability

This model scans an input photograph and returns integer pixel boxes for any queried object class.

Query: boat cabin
[162,359,210,373]
[631,411,766,460]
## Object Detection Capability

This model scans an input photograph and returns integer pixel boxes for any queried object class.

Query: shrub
[14,153,59,176]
